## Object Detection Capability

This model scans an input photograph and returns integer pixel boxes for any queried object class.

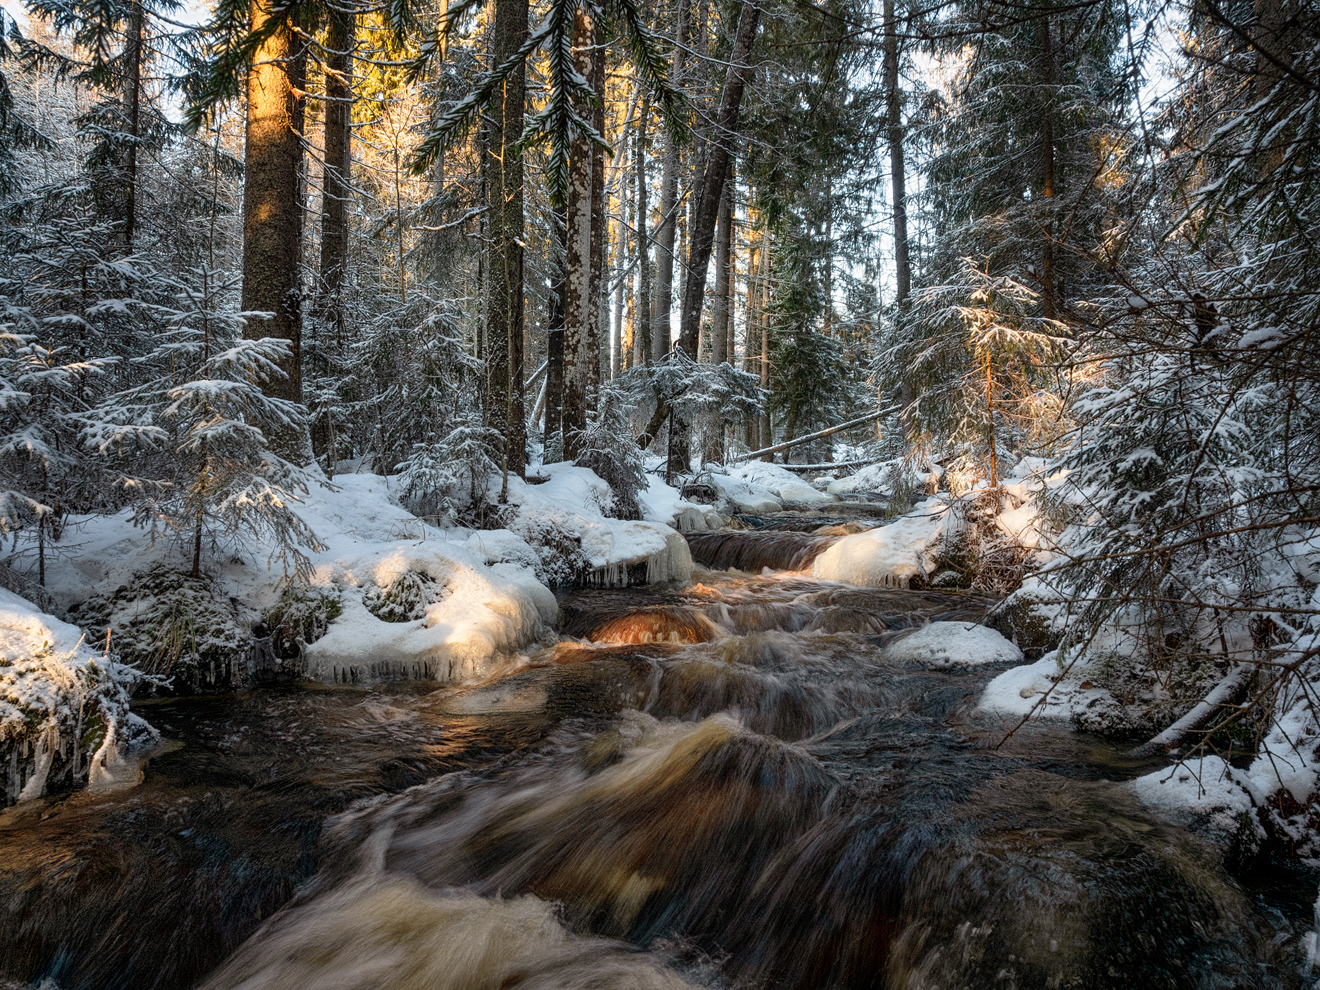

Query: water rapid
[1,551,1315,990]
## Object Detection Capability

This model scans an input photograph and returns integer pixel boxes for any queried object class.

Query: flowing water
[1,533,1316,990]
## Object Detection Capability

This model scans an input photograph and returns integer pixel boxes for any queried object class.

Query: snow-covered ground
[0,588,157,806]
[16,464,708,690]
[810,497,952,587]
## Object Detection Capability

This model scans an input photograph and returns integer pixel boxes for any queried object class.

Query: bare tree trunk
[561,7,595,457]
[634,95,652,366]
[242,0,304,410]
[883,0,909,309]
[319,5,353,310]
[590,43,608,389]
[545,207,566,455]
[610,201,625,378]
[711,175,733,364]
[651,0,689,363]
[1040,14,1056,320]
[485,0,528,478]
[676,0,760,358]
[124,0,143,251]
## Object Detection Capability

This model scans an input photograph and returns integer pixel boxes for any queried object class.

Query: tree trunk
[634,95,652,366]
[545,207,566,455]
[676,0,760,358]
[242,0,304,407]
[319,5,353,312]
[561,7,595,457]
[883,0,909,309]
[651,0,689,363]
[590,42,608,389]
[484,0,528,477]
[1040,14,1056,320]
[124,0,143,251]
[711,176,733,364]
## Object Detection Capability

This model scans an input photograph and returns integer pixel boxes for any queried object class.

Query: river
[1,533,1315,990]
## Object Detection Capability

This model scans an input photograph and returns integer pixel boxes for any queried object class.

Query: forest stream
[1,526,1317,990]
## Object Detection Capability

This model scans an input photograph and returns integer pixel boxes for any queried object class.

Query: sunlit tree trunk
[242,0,304,408]
[634,95,652,366]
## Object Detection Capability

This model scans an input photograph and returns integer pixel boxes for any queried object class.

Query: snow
[511,464,695,584]
[726,461,838,505]
[701,472,784,514]
[978,650,1117,722]
[885,621,1023,667]
[1128,755,1256,814]
[809,497,952,587]
[0,587,155,805]
[637,473,726,532]
[825,457,938,497]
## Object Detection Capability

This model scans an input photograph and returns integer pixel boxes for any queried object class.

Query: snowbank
[510,464,694,585]
[885,621,1023,667]
[826,458,940,497]
[1,588,156,806]
[636,474,726,533]
[810,498,952,587]
[1128,756,1255,815]
[978,650,1118,723]
[702,473,784,514]
[726,461,838,505]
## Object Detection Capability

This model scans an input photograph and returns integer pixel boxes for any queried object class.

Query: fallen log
[1127,664,1253,758]
[729,406,902,463]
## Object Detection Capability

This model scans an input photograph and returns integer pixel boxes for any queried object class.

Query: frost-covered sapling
[396,422,505,527]
[572,387,646,520]
[95,266,323,578]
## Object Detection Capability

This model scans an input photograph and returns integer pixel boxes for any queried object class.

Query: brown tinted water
[0,569,1314,990]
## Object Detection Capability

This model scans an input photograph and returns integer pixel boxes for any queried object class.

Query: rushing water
[1,536,1316,990]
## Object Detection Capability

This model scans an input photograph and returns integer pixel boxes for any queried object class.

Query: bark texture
[242,0,304,405]
[319,5,354,311]
[484,0,528,477]
[561,8,595,457]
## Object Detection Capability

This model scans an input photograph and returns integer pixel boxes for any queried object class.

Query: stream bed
[1,552,1317,990]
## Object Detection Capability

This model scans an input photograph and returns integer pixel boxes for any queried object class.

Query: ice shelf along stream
[1,528,1318,990]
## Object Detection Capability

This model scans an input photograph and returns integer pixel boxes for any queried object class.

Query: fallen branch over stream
[1127,663,1254,758]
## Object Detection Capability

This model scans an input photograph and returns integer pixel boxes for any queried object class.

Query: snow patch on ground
[885,621,1023,667]
[810,498,951,587]
[0,588,156,805]
[1128,756,1256,814]
[513,464,694,584]
[702,472,784,514]
[726,461,838,505]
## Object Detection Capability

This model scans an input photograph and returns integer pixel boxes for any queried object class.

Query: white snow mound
[810,498,951,587]
[1128,756,1255,814]
[885,622,1023,667]
[727,461,838,505]
[0,588,155,805]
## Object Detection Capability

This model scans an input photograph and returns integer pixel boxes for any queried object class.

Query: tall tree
[241,0,304,407]
[676,0,760,358]
[484,0,529,479]
[318,5,354,315]
[651,0,689,362]
[561,6,595,456]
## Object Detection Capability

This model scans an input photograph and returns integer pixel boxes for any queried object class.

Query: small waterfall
[685,532,838,572]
